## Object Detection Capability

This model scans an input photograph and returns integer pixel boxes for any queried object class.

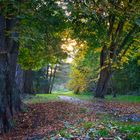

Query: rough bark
[0,15,21,133]
[95,67,111,98]
[95,45,111,98]
[15,65,24,93]
[0,53,13,133]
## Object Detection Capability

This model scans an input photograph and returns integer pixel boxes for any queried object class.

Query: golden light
[61,38,77,63]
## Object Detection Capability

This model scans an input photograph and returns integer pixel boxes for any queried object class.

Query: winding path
[58,95,85,104]
[59,95,140,122]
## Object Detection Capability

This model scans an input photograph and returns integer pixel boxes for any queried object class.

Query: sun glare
[61,39,77,63]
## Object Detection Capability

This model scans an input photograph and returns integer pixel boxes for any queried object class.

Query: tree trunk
[74,87,80,94]
[49,65,57,94]
[49,66,53,93]
[10,46,21,112]
[95,67,111,98]
[15,64,24,93]
[44,65,50,93]
[0,15,21,133]
[23,70,34,94]
[45,65,53,94]
[95,45,111,98]
[0,53,13,133]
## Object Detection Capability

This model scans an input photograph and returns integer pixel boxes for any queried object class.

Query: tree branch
[108,15,115,37]
[118,25,137,54]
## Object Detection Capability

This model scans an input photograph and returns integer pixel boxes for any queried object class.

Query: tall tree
[0,0,67,133]
[0,1,21,133]
[17,1,67,94]
[18,0,67,71]
[67,0,140,98]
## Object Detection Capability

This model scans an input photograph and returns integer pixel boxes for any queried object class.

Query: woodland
[0,0,140,140]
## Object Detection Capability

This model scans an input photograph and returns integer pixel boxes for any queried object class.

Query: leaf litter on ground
[1,98,140,140]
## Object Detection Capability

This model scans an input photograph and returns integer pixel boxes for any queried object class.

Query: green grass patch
[54,91,140,103]
[53,91,93,101]
[106,95,140,103]
[53,115,140,139]
[83,122,93,129]
[23,94,59,104]
[23,91,140,104]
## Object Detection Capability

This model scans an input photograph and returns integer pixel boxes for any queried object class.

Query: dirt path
[59,95,140,122]
[58,95,85,104]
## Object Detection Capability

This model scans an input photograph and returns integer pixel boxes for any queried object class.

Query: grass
[106,95,140,103]
[23,91,140,104]
[56,91,140,103]
[54,91,93,101]
[53,113,140,139]
[23,94,59,104]
[23,91,93,104]
[55,91,140,103]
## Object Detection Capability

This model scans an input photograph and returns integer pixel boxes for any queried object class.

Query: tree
[17,1,67,94]
[23,70,34,94]
[67,0,140,98]
[109,51,140,95]
[67,41,99,93]
[0,1,21,133]
[0,0,67,133]
[18,0,67,71]
[44,64,58,94]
